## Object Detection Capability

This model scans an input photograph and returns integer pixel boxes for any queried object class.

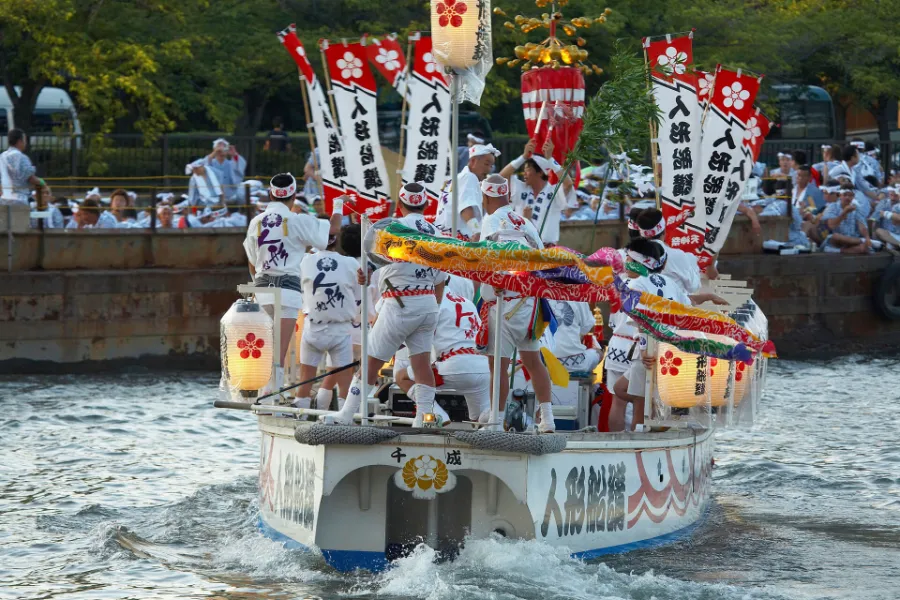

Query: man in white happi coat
[499,138,574,246]
[292,229,361,411]
[324,183,446,427]
[435,143,500,240]
[479,174,556,433]
[393,289,491,424]
[243,173,344,394]
[633,208,701,294]
[549,300,601,374]
[611,238,692,431]
[1,129,48,205]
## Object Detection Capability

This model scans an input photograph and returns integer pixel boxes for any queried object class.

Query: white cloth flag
[401,35,452,209]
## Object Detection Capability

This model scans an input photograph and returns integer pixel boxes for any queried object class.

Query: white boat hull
[256,416,714,571]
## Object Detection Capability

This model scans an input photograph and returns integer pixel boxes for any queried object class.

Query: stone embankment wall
[2,216,895,371]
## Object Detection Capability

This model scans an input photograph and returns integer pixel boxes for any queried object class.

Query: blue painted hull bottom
[258,507,710,573]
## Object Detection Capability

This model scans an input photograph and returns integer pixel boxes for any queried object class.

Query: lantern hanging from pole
[431,0,492,70]
[521,65,585,164]
[221,299,274,397]
[655,343,707,409]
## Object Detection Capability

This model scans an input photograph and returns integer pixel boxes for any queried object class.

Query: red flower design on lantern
[237,332,265,359]
[659,350,682,376]
[709,357,718,376]
[436,0,467,27]
[735,361,746,381]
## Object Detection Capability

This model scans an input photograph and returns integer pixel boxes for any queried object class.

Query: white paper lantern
[431,0,491,69]
[221,299,273,395]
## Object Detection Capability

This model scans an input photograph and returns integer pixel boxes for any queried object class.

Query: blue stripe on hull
[259,505,708,572]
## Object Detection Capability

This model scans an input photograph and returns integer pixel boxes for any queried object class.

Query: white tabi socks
[538,402,556,433]
[322,376,361,425]
[410,384,438,428]
[315,387,333,411]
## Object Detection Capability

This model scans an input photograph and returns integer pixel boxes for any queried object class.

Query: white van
[0,86,83,149]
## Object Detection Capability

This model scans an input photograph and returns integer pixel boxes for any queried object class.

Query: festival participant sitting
[873,186,900,249]
[323,183,446,427]
[66,197,118,229]
[790,166,824,214]
[292,228,361,412]
[550,300,601,374]
[815,144,842,182]
[156,204,176,229]
[831,144,879,216]
[612,238,691,431]
[393,288,491,425]
[243,173,343,395]
[435,143,500,240]
[500,138,573,246]
[479,173,556,433]
[820,187,873,254]
[634,208,701,294]
[109,188,137,226]
[771,152,795,181]
[186,164,224,207]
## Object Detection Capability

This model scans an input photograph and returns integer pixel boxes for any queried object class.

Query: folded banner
[521,66,585,165]
[323,40,392,219]
[278,26,350,212]
[400,34,451,215]
[697,67,761,269]
[644,33,705,257]
[364,34,408,94]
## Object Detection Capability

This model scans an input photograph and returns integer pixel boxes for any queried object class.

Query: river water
[2,357,899,600]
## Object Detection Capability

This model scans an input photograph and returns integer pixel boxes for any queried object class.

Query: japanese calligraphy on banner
[278,26,350,211]
[324,40,392,219]
[697,68,762,268]
[364,34,408,95]
[521,66,585,165]
[400,35,451,215]
[644,34,704,256]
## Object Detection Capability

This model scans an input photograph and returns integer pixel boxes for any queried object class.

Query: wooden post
[298,69,323,200]
[642,38,662,211]
[394,33,417,204]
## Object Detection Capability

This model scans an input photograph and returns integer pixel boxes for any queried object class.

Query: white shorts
[626,360,647,397]
[404,366,490,419]
[300,322,353,368]
[559,348,601,374]
[262,303,300,320]
[368,304,439,362]
[488,298,541,359]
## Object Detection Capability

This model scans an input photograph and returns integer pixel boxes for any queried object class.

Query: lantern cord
[256,360,361,404]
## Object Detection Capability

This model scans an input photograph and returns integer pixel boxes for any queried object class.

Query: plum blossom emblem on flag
[656,46,688,76]
[436,0,468,27]
[337,52,364,80]
[375,47,401,72]
[721,82,750,110]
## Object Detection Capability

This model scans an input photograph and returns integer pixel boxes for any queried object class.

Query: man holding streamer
[243,173,344,395]
[324,182,446,428]
[479,173,556,433]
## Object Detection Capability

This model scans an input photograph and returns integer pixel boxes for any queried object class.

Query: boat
[216,271,767,572]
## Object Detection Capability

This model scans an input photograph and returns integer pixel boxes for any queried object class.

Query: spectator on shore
[771,151,795,181]
[853,139,884,184]
[830,144,879,215]
[311,195,325,218]
[807,182,840,245]
[109,189,136,226]
[185,139,246,203]
[303,150,323,198]
[873,186,900,249]
[815,144,842,182]
[1,129,49,205]
[156,204,175,229]
[66,198,118,229]
[264,117,291,153]
[790,150,811,185]
[792,165,824,214]
[820,188,874,254]
[186,164,224,207]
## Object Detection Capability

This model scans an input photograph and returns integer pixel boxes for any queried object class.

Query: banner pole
[395,34,415,205]
[298,71,323,202]
[449,70,460,238]
[643,42,662,210]
[360,217,370,426]
[319,42,342,143]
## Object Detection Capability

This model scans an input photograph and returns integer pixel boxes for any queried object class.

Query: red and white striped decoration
[521,66,585,165]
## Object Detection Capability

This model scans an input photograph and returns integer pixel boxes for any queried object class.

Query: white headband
[851,141,865,150]
[626,249,664,270]
[639,219,666,239]
[270,174,297,199]
[399,184,428,207]
[469,143,501,159]
[777,152,790,159]
[467,133,485,144]
[481,177,509,197]
[213,138,230,149]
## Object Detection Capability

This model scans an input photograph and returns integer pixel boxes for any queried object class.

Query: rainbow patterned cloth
[372,221,776,362]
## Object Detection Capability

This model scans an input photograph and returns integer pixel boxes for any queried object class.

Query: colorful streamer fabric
[371,221,776,360]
